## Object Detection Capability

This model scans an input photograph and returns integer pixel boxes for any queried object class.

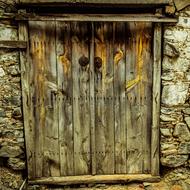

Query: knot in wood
[79,55,89,67]
[94,57,102,69]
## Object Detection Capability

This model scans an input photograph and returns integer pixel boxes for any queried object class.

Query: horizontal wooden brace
[0,40,27,49]
[19,0,170,6]
[29,174,161,185]
[16,14,178,22]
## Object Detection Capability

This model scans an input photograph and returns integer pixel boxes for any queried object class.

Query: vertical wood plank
[125,23,142,174]
[94,22,115,174]
[89,22,96,175]
[126,22,141,174]
[113,22,126,174]
[29,21,44,177]
[71,22,91,175]
[19,22,35,179]
[141,23,153,174]
[29,21,60,177]
[126,22,153,174]
[56,21,74,176]
[42,21,60,177]
[151,23,161,176]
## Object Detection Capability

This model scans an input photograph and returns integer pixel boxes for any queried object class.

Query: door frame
[19,13,164,185]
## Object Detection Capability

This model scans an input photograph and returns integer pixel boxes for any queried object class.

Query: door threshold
[29,174,161,186]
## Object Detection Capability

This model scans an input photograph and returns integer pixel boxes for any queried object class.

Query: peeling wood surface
[56,22,74,176]
[26,20,158,180]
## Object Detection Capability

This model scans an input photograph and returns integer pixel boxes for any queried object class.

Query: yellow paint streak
[59,49,70,75]
[114,49,124,66]
[33,38,46,127]
[126,28,144,92]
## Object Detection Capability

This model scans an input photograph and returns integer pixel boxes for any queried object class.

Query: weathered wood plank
[28,174,160,186]
[139,23,152,174]
[113,22,126,174]
[56,21,74,176]
[0,40,27,49]
[16,14,178,23]
[89,23,96,175]
[29,21,60,177]
[126,22,145,174]
[29,21,44,178]
[151,23,161,176]
[20,0,170,5]
[41,21,60,177]
[94,22,115,174]
[71,22,91,175]
[19,22,35,179]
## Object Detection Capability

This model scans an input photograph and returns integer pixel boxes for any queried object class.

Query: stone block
[0,145,23,158]
[164,42,180,58]
[0,67,5,77]
[161,154,188,167]
[177,16,190,29]
[7,158,25,170]
[173,123,190,141]
[162,83,189,106]
[178,142,190,154]
[12,107,22,119]
[0,27,17,41]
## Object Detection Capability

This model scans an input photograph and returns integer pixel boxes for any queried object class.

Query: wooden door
[26,20,154,179]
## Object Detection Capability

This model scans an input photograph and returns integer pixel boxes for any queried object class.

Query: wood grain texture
[29,21,60,177]
[19,22,35,179]
[89,23,96,175]
[125,22,152,174]
[25,20,158,179]
[16,14,178,23]
[151,23,161,176]
[29,21,44,177]
[71,22,91,175]
[20,0,169,5]
[0,40,27,49]
[56,21,74,176]
[94,23,115,174]
[139,22,152,174]
[28,174,160,186]
[113,22,126,174]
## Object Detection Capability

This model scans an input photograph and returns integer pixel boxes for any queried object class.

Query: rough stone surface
[162,83,189,106]
[178,142,190,154]
[7,158,25,170]
[161,155,189,167]
[173,123,190,141]
[0,145,23,158]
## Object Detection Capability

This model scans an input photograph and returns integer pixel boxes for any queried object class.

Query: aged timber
[0,40,27,49]
[29,175,161,185]
[19,0,170,6]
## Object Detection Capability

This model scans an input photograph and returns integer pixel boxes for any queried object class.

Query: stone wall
[0,2,190,190]
[0,12,25,190]
[161,7,190,168]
